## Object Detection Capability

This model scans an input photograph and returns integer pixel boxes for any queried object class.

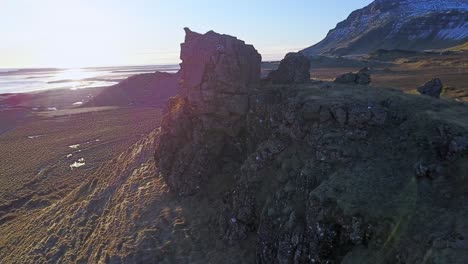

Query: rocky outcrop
[154,28,261,195]
[334,67,371,85]
[266,52,311,84]
[154,29,468,264]
[178,28,261,116]
[224,83,468,264]
[417,78,443,98]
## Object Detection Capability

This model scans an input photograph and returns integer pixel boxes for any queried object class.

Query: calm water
[0,65,180,94]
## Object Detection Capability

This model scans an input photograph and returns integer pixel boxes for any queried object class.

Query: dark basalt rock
[417,78,443,98]
[334,72,358,84]
[356,67,372,85]
[154,28,261,196]
[154,29,468,264]
[267,52,311,84]
[334,67,371,85]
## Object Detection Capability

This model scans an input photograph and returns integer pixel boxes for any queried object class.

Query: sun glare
[51,68,98,89]
[2,0,134,68]
[55,69,93,81]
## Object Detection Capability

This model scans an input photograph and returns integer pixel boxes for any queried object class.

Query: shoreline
[0,64,181,95]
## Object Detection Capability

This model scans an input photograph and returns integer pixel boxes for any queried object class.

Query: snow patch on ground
[70,158,85,169]
[27,135,43,139]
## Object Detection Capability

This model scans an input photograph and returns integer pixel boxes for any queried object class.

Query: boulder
[267,52,311,84]
[417,78,443,98]
[334,67,371,85]
[356,67,371,85]
[334,72,357,84]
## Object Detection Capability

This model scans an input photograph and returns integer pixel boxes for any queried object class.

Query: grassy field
[312,52,468,102]
[0,106,162,221]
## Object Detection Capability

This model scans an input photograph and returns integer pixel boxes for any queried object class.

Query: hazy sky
[0,0,373,68]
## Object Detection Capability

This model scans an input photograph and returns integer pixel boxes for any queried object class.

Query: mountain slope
[302,0,468,56]
[447,41,468,51]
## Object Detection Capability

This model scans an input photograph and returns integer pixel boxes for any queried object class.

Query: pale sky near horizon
[0,0,373,68]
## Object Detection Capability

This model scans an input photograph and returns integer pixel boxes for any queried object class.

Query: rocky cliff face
[154,29,468,263]
[302,0,468,56]
[155,28,261,195]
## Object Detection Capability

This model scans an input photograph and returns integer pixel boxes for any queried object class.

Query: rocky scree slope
[1,29,467,263]
[302,0,468,56]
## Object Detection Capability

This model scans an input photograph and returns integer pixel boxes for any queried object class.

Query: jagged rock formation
[154,28,261,195]
[418,78,443,98]
[302,0,468,56]
[266,52,311,84]
[1,29,468,264]
[154,29,468,263]
[334,67,371,85]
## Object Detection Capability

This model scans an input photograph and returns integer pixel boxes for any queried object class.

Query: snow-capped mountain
[302,0,468,56]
